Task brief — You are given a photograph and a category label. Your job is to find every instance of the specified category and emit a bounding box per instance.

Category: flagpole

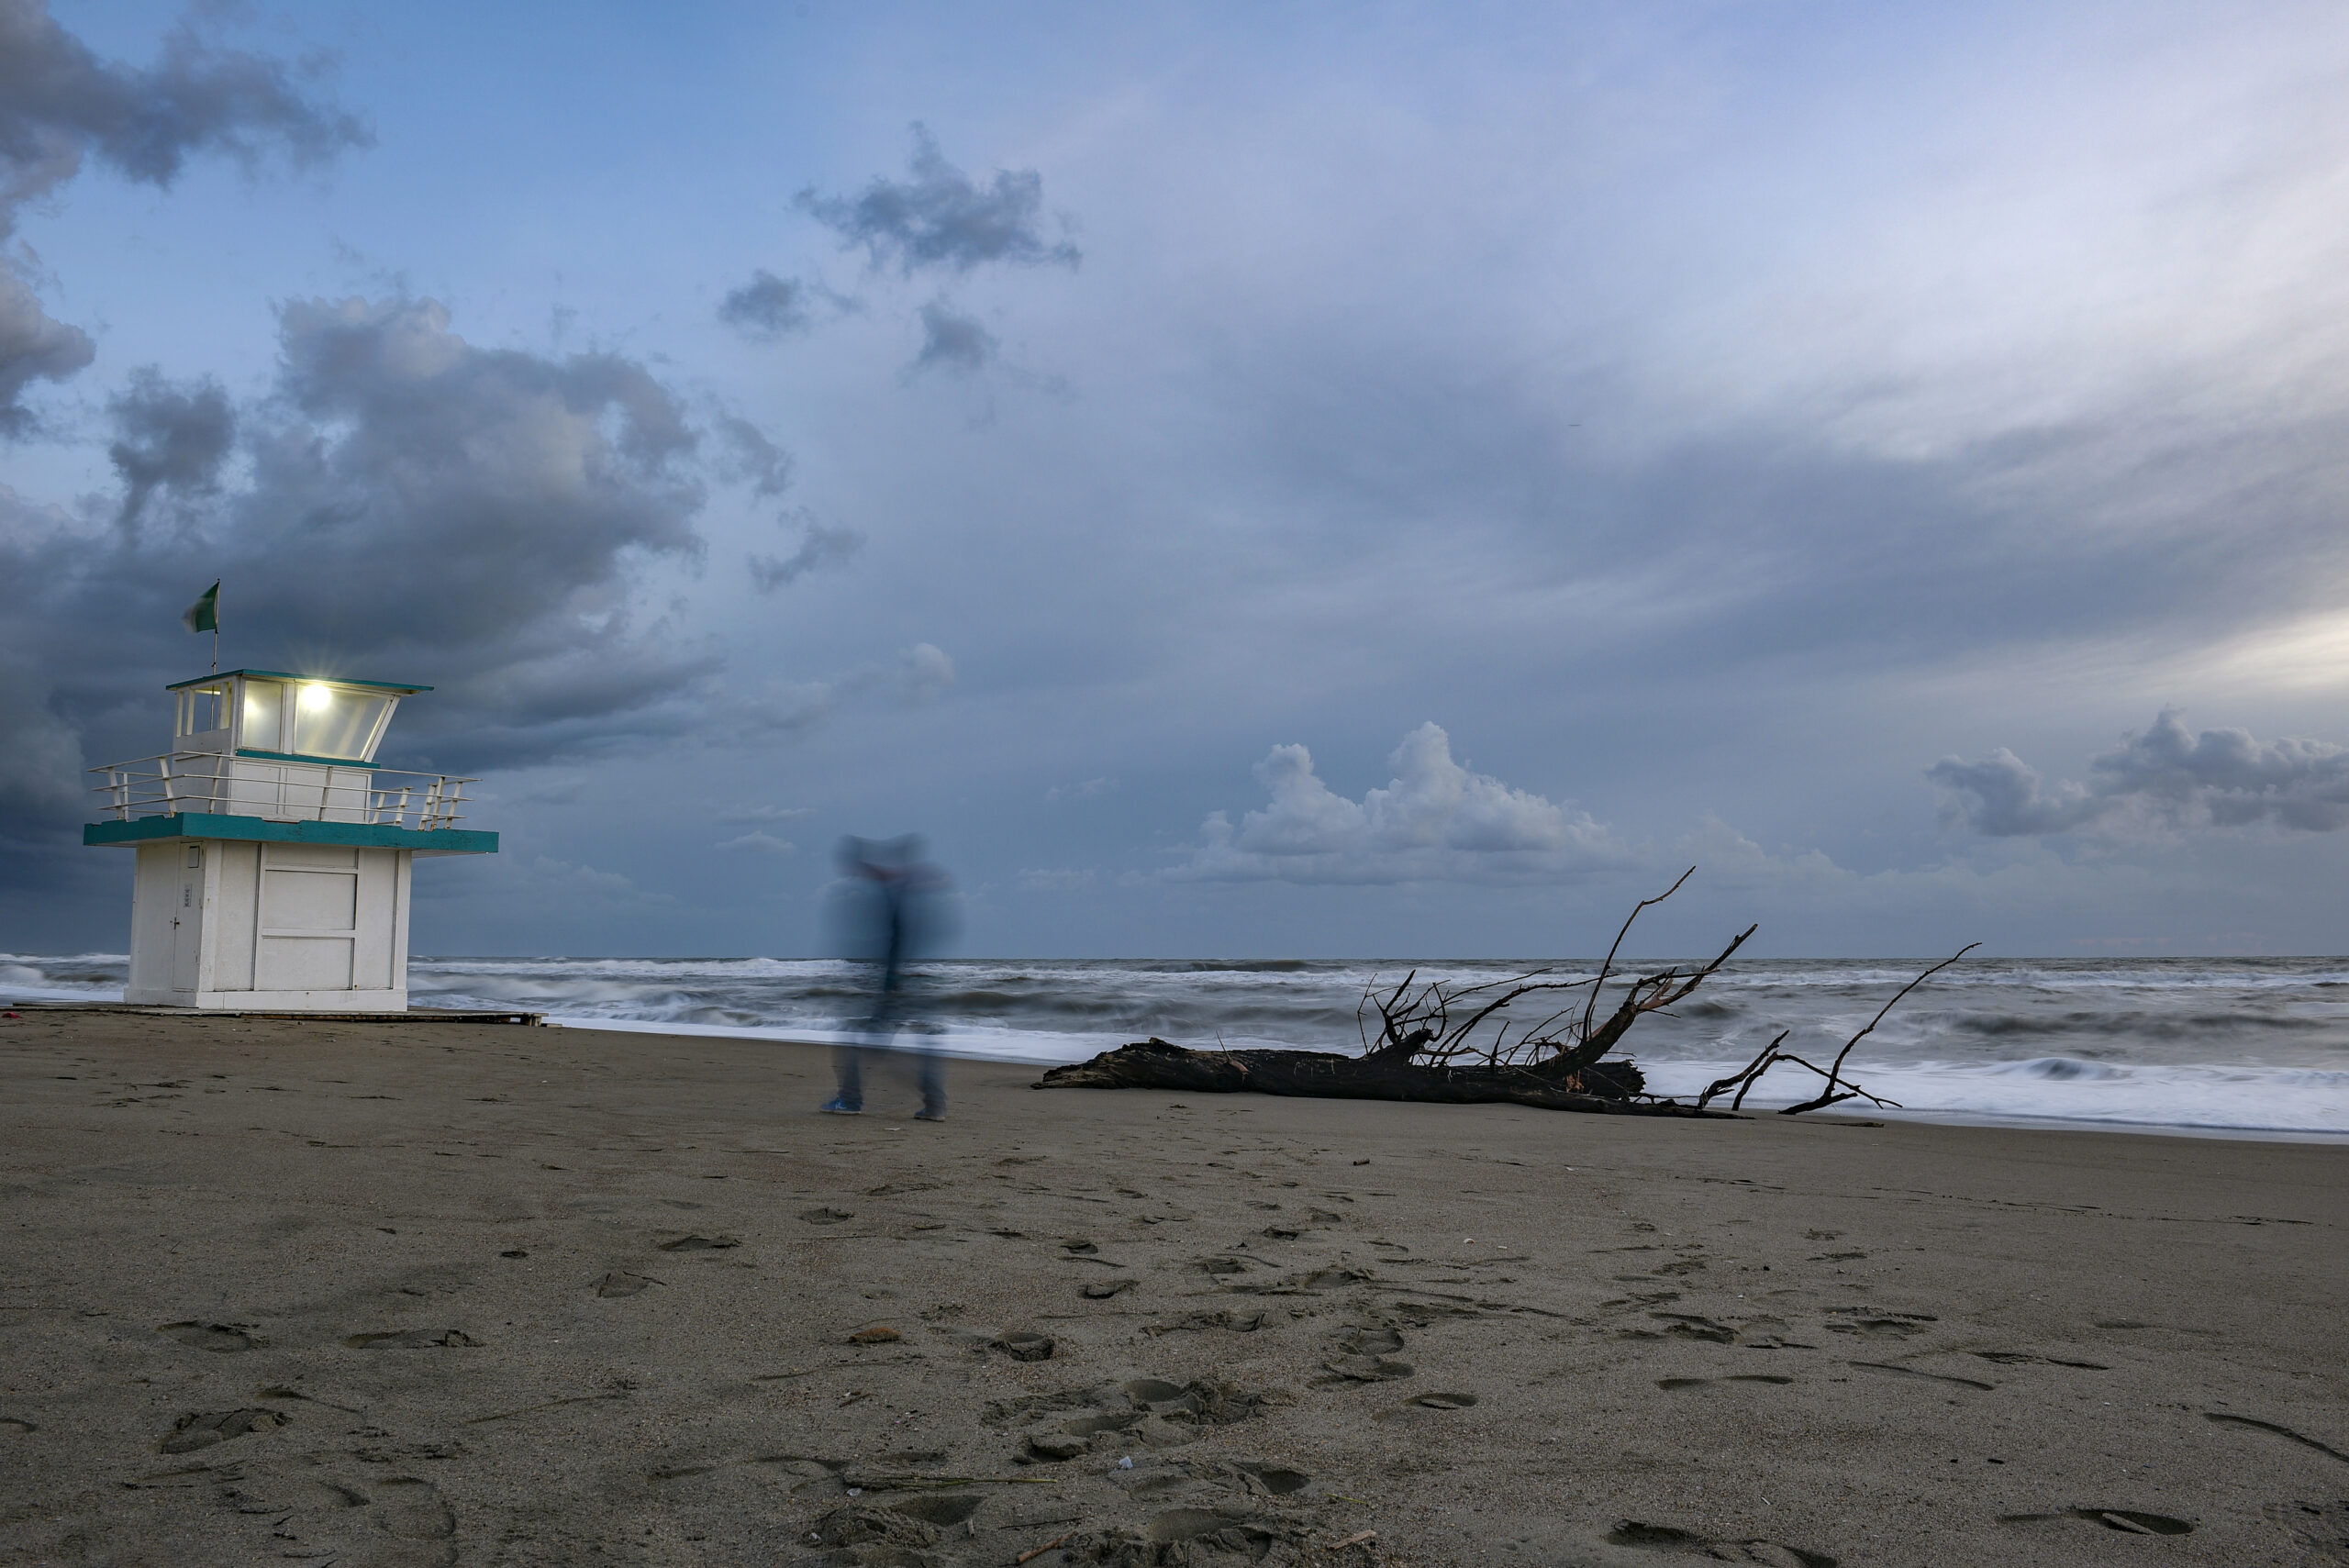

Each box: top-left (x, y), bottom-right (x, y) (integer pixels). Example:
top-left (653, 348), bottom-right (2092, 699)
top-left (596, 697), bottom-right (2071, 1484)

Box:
top-left (212, 580), bottom-right (219, 674)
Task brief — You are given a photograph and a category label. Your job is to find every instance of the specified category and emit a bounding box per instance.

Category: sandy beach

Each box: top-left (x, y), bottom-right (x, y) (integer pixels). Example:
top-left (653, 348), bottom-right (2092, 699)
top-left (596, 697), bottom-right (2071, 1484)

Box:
top-left (0, 1009), bottom-right (2343, 1568)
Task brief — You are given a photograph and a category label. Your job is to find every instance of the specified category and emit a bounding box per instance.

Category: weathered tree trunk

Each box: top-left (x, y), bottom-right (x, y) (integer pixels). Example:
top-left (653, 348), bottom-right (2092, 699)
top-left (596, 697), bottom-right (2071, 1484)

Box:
top-left (1035, 1039), bottom-right (1739, 1118)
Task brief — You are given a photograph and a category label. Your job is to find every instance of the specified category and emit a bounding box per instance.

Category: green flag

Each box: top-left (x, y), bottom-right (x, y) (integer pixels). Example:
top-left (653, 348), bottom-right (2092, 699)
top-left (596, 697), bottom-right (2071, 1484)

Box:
top-left (182, 581), bottom-right (219, 634)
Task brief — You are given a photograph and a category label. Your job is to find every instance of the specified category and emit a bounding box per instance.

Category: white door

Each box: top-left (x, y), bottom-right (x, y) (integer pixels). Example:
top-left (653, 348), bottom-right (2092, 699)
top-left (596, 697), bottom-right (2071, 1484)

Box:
top-left (171, 848), bottom-right (204, 991)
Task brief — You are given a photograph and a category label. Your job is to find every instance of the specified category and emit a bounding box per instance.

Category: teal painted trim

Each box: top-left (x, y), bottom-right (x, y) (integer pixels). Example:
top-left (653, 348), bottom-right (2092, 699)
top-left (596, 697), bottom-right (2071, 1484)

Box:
top-left (167, 669), bottom-right (431, 694)
top-left (235, 748), bottom-right (382, 769)
top-left (83, 814), bottom-right (495, 855)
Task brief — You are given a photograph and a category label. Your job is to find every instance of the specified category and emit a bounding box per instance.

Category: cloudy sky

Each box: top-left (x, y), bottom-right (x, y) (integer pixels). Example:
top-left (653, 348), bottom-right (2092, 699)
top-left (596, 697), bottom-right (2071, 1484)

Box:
top-left (5, 0), bottom-right (2348, 960)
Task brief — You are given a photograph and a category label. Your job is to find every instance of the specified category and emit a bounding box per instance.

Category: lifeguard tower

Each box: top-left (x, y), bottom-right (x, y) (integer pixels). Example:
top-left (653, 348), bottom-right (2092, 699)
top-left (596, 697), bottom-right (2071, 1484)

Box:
top-left (83, 671), bottom-right (495, 1010)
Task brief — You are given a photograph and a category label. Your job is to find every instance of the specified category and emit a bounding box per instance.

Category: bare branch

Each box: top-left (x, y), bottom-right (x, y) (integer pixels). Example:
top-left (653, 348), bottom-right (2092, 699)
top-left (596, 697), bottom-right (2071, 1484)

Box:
top-left (1578, 866), bottom-right (1695, 1045)
top-left (1694, 1029), bottom-right (1788, 1111)
top-left (1779, 943), bottom-right (1977, 1116)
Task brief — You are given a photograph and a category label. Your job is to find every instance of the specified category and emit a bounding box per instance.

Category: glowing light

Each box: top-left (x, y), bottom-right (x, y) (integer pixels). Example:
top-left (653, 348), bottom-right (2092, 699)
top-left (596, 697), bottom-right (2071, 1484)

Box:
top-left (300, 683), bottom-right (333, 710)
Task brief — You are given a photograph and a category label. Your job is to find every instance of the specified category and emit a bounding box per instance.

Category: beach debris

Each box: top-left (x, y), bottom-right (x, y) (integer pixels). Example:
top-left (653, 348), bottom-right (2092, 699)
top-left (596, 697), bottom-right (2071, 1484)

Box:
top-left (1017, 1529), bottom-right (1077, 1562)
top-left (1692, 944), bottom-right (1977, 1115)
top-left (1039, 871), bottom-right (1753, 1115)
top-left (848, 1326), bottom-right (904, 1344)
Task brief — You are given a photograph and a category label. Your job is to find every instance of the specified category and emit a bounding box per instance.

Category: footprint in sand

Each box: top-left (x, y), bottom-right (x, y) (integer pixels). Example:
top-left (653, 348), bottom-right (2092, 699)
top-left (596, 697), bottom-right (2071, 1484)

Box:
top-left (373, 1475), bottom-right (458, 1541)
top-left (1623, 1313), bottom-right (1740, 1345)
top-left (1823, 1309), bottom-right (1935, 1340)
top-left (1657, 1375), bottom-right (1795, 1391)
top-left (1143, 1508), bottom-right (1278, 1552)
top-left (1324, 1351), bottom-right (1409, 1380)
top-left (1609, 1519), bottom-right (1837, 1565)
top-left (1002, 1376), bottom-right (1289, 1462)
top-left (1233, 1462), bottom-right (1311, 1496)
top-left (1082, 1278), bottom-right (1137, 1299)
top-left (157, 1407), bottom-right (287, 1453)
top-left (1375, 1390), bottom-right (1481, 1420)
top-left (594, 1272), bottom-right (662, 1298)
top-left (1974, 1351), bottom-right (2109, 1370)
top-left (996, 1330), bottom-right (1057, 1362)
top-left (2206, 1411), bottom-right (2349, 1463)
top-left (1143, 1310), bottom-right (1268, 1336)
top-left (0, 1417), bottom-right (36, 1433)
top-left (808, 1503), bottom-right (944, 1554)
top-left (799, 1207), bottom-right (854, 1225)
top-left (657, 1233), bottom-right (740, 1251)
top-left (1323, 1325), bottom-right (1413, 1382)
top-left (342, 1329), bottom-right (480, 1349)
top-left (224, 1475), bottom-right (368, 1514)
top-left (157, 1321), bottom-right (259, 1352)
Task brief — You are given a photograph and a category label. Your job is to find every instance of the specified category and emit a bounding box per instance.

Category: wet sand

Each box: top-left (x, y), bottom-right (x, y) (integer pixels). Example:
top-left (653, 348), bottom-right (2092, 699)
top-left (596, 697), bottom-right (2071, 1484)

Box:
top-left (0, 1009), bottom-right (2343, 1567)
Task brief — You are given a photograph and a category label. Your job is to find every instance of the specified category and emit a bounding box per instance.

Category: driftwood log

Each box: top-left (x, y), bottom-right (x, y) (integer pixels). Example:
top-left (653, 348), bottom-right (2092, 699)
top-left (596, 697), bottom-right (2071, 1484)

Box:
top-left (1037, 873), bottom-right (1965, 1118)
top-left (1036, 1037), bottom-right (1731, 1117)
top-left (1039, 871), bottom-right (1753, 1118)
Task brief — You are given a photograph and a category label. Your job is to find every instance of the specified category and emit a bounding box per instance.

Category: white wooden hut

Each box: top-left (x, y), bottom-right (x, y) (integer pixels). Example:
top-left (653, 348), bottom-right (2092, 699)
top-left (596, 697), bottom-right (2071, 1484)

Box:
top-left (84, 670), bottom-right (495, 1011)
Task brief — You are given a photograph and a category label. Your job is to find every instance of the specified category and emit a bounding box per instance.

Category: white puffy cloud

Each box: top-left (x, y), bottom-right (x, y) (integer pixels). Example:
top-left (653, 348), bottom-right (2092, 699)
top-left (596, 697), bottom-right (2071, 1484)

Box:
top-left (1930, 708), bottom-right (2349, 837)
top-left (1169, 722), bottom-right (1626, 884)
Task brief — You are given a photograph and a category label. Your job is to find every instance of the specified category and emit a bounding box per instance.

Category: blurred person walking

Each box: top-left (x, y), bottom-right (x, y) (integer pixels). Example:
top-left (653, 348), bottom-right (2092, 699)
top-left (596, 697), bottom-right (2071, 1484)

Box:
top-left (821, 835), bottom-right (955, 1119)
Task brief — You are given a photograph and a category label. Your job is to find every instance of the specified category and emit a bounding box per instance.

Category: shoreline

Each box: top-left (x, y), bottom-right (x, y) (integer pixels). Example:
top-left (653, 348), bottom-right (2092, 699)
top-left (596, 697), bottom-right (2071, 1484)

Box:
top-left (7, 994), bottom-right (2346, 1145)
top-left (2, 1008), bottom-right (2344, 1565)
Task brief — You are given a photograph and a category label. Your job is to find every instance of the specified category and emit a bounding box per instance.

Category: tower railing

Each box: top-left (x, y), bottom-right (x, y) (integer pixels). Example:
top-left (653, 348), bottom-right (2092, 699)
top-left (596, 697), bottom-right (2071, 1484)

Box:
top-left (89, 752), bottom-right (477, 831)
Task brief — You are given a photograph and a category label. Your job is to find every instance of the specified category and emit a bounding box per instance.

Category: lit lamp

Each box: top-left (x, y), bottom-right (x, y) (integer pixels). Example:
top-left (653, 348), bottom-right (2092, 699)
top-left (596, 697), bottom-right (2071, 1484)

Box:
top-left (84, 670), bottom-right (496, 1011)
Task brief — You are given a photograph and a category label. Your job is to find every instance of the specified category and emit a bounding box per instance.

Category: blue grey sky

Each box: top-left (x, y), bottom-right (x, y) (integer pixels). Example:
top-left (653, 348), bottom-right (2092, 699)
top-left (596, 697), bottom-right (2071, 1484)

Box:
top-left (5, 1), bottom-right (2348, 959)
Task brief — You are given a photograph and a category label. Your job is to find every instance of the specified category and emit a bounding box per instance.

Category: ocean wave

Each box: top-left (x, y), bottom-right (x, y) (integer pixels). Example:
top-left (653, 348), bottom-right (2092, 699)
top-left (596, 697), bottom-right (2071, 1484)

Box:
top-left (7, 950), bottom-right (2346, 1135)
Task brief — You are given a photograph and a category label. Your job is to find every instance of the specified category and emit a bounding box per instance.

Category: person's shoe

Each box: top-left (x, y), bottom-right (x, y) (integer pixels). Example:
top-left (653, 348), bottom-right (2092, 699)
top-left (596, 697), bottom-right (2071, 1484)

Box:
top-left (819, 1099), bottom-right (863, 1115)
top-left (913, 1107), bottom-right (946, 1122)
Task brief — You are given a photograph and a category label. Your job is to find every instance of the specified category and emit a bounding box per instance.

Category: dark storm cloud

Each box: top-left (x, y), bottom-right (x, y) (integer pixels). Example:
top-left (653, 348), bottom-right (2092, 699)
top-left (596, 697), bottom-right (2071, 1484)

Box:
top-left (0, 0), bottom-right (366, 432)
top-left (911, 300), bottom-right (996, 374)
top-left (798, 124), bottom-right (1079, 276)
top-left (717, 269), bottom-right (810, 340)
top-left (0, 0), bottom-right (367, 209)
top-left (1930, 709), bottom-right (2349, 836)
top-left (0, 266), bottom-right (89, 433)
top-left (106, 368), bottom-right (234, 530)
top-left (0, 295), bottom-right (834, 842)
